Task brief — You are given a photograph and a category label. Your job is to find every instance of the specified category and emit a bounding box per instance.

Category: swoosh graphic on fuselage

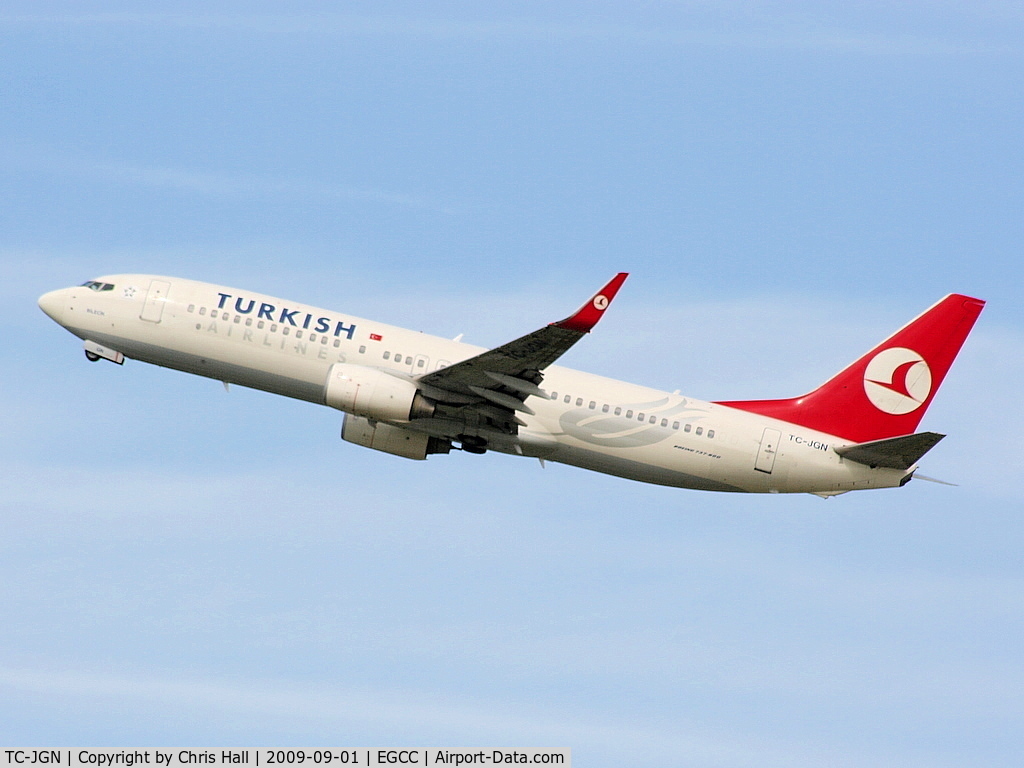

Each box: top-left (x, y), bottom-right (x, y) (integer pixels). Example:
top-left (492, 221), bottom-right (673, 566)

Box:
top-left (554, 397), bottom-right (709, 449)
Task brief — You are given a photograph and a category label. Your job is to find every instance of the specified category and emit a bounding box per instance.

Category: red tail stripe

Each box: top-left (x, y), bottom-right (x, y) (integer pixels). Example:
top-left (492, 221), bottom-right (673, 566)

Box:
top-left (716, 294), bottom-right (985, 443)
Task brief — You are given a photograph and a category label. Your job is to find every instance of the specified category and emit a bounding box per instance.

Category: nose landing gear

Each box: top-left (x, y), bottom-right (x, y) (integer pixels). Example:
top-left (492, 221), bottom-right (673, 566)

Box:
top-left (82, 340), bottom-right (125, 365)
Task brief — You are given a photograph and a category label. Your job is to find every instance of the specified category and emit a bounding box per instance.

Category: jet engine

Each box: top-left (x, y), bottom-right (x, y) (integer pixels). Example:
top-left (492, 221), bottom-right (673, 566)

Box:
top-left (341, 413), bottom-right (451, 460)
top-left (323, 363), bottom-right (435, 422)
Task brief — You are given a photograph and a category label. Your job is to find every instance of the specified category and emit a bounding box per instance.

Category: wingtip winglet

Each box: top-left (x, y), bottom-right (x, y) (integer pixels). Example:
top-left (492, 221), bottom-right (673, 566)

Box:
top-left (553, 272), bottom-right (629, 333)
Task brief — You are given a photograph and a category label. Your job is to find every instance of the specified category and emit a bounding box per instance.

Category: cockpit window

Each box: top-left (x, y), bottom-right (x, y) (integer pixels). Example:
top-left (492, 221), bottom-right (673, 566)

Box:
top-left (81, 281), bottom-right (115, 292)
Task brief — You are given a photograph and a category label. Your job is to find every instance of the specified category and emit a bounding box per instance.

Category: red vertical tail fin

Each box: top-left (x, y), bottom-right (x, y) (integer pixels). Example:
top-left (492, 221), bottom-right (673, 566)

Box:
top-left (716, 294), bottom-right (985, 443)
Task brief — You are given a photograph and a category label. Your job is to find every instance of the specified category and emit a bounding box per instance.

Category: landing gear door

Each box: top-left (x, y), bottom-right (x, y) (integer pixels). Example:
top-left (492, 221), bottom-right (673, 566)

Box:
top-left (755, 427), bottom-right (781, 474)
top-left (140, 280), bottom-right (171, 323)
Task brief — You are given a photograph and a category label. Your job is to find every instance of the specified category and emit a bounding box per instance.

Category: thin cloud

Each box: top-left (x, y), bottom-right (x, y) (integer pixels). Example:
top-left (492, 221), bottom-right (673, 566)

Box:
top-left (4, 149), bottom-right (454, 214)
top-left (0, 10), bottom-right (1018, 57)
top-left (0, 664), bottom-right (874, 766)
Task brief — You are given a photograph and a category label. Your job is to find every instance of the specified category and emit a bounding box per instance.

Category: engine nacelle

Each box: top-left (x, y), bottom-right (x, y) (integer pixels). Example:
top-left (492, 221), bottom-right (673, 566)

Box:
top-left (342, 414), bottom-right (451, 460)
top-left (324, 363), bottom-right (435, 422)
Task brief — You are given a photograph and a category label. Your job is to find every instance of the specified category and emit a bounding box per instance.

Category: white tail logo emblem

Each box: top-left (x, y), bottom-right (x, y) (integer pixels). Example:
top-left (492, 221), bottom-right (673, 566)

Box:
top-left (863, 347), bottom-right (932, 415)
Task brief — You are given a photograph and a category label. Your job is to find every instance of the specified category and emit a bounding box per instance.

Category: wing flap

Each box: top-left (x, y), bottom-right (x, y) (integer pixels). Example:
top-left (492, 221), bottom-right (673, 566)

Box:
top-left (484, 371), bottom-right (551, 399)
top-left (469, 385), bottom-right (536, 415)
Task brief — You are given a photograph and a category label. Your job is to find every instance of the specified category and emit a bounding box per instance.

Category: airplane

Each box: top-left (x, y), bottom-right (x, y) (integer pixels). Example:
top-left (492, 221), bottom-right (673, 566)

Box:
top-left (38, 273), bottom-right (984, 497)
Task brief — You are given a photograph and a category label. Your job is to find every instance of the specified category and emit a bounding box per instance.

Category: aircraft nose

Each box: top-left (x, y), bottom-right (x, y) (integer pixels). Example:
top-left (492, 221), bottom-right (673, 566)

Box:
top-left (38, 289), bottom-right (66, 324)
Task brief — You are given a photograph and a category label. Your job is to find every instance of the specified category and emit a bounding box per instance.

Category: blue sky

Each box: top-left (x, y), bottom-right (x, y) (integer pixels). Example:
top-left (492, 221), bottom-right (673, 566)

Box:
top-left (3, 2), bottom-right (1023, 765)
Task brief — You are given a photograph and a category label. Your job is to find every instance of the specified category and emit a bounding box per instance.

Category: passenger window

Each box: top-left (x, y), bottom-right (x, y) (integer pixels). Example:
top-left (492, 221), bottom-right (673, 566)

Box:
top-left (309, 333), bottom-right (316, 342)
top-left (188, 304), bottom-right (195, 313)
top-left (576, 397), bottom-right (583, 407)
top-left (222, 312), bottom-right (229, 320)
top-left (589, 401), bottom-right (596, 409)
top-left (296, 330), bottom-right (303, 339)
top-left (271, 324), bottom-right (278, 332)
top-left (684, 424), bottom-right (691, 433)
top-left (233, 316), bottom-right (241, 324)
top-left (638, 413), bottom-right (645, 421)
top-left (696, 427), bottom-right (703, 436)
top-left (245, 318), bottom-right (252, 326)
top-left (708, 430), bottom-right (715, 438)
top-left (626, 410), bottom-right (633, 418)
top-left (672, 421), bottom-right (680, 430)
top-left (417, 358), bottom-right (425, 368)
top-left (649, 415), bottom-right (656, 423)
top-left (614, 407), bottom-right (622, 416)
top-left (334, 339), bottom-right (341, 348)
top-left (321, 336), bottom-right (328, 345)
top-left (383, 351), bottom-right (390, 360)
top-left (661, 418), bottom-right (668, 427)
top-left (602, 404), bottom-right (609, 413)
top-left (564, 395), bottom-right (571, 403)
top-left (550, 392), bottom-right (558, 400)
top-left (283, 327), bottom-right (290, 336)
top-left (258, 321), bottom-right (265, 329)
top-left (199, 307), bottom-right (206, 316)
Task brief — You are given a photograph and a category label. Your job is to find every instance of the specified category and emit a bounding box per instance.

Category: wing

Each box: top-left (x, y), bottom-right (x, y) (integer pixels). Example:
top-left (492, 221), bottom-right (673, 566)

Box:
top-left (415, 273), bottom-right (628, 441)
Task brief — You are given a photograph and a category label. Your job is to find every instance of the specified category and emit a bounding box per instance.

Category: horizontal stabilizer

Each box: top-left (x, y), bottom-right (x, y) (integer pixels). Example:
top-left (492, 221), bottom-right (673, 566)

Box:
top-left (835, 432), bottom-right (945, 470)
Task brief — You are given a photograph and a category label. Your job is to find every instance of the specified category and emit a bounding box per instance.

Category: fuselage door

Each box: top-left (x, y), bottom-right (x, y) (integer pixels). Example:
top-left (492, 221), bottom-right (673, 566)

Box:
top-left (755, 427), bottom-right (782, 474)
top-left (140, 280), bottom-right (171, 323)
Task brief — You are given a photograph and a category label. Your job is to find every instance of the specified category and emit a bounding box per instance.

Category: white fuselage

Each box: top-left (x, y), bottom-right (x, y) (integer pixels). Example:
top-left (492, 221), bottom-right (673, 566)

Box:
top-left (40, 275), bottom-right (912, 495)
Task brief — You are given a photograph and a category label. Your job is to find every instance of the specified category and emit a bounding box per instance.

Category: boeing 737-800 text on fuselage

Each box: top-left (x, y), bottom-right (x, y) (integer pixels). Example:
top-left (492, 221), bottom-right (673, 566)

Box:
top-left (38, 274), bottom-right (984, 497)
